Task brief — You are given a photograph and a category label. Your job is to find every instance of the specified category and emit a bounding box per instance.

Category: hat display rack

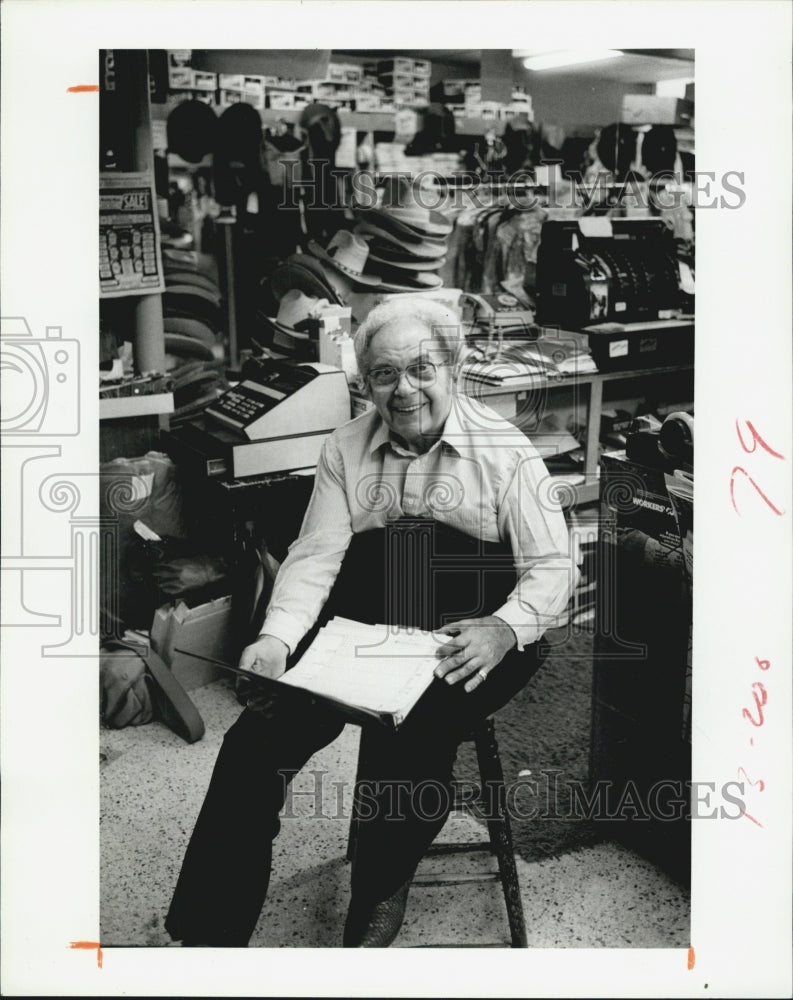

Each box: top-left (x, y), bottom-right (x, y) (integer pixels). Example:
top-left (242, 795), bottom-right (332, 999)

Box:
top-left (162, 248), bottom-right (229, 427)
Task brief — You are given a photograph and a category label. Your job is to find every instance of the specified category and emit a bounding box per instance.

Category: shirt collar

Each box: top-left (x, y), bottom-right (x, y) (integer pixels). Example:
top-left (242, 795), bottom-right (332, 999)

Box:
top-left (368, 399), bottom-right (465, 458)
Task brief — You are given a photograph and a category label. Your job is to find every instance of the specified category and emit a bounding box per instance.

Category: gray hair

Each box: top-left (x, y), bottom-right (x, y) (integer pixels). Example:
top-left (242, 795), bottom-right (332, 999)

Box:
top-left (353, 297), bottom-right (464, 378)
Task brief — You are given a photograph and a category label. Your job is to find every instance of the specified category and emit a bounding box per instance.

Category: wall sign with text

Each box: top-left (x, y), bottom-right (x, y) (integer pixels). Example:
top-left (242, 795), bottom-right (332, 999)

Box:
top-left (99, 171), bottom-right (165, 297)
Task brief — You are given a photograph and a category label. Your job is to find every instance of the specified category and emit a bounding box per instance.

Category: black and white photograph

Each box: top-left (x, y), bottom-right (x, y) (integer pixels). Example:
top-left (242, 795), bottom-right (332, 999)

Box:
top-left (1, 2), bottom-right (791, 997)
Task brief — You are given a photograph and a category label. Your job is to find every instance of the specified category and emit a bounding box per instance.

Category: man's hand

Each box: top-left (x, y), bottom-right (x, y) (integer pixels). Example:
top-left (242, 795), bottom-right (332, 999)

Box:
top-left (239, 634), bottom-right (289, 680)
top-left (434, 615), bottom-right (517, 693)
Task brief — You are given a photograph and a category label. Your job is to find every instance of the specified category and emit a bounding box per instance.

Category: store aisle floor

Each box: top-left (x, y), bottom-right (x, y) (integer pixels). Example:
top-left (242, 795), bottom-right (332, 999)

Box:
top-left (101, 634), bottom-right (690, 949)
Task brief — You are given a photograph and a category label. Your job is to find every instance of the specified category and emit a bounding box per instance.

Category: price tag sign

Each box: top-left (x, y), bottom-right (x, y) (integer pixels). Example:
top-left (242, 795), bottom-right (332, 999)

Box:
top-left (99, 171), bottom-right (165, 297)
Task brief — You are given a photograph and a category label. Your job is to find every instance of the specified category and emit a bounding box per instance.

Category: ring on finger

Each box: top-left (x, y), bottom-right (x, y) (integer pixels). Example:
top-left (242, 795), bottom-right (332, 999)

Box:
top-left (477, 667), bottom-right (488, 682)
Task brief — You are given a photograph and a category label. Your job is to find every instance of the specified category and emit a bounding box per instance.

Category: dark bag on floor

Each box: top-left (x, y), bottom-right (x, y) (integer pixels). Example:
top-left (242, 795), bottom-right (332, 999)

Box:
top-left (100, 641), bottom-right (205, 743)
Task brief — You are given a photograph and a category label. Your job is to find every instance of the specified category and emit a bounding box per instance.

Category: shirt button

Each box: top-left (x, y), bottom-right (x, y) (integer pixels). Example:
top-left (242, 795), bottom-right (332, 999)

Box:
top-left (404, 497), bottom-right (414, 507)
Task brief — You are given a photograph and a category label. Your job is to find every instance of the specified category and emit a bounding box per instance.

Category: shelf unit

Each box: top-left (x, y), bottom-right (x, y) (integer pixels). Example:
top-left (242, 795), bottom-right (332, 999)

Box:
top-left (151, 99), bottom-right (507, 140)
top-left (100, 393), bottom-right (174, 421)
top-left (100, 50), bottom-right (169, 460)
top-left (463, 360), bottom-right (694, 507)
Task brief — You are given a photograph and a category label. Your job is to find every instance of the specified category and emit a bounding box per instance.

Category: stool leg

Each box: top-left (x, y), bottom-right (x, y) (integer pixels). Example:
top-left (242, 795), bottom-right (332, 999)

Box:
top-left (346, 733), bottom-right (365, 863)
top-left (474, 719), bottom-right (529, 948)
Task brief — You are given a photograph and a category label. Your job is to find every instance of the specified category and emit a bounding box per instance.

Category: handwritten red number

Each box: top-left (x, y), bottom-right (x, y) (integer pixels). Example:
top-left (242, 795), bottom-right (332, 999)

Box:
top-left (735, 420), bottom-right (785, 459)
top-left (741, 682), bottom-right (768, 727)
top-left (730, 466), bottom-right (785, 517)
top-left (737, 766), bottom-right (765, 793)
top-left (755, 656), bottom-right (771, 671)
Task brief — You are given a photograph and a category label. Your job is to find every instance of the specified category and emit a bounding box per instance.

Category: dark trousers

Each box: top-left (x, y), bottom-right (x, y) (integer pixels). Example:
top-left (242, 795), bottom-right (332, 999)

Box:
top-left (165, 520), bottom-right (545, 946)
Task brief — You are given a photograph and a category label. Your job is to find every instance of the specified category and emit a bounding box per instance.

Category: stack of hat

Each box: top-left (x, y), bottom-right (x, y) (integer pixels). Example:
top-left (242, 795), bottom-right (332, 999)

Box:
top-left (256, 230), bottom-right (383, 345)
top-left (162, 249), bottom-right (228, 425)
top-left (352, 176), bottom-right (452, 292)
top-left (163, 249), bottom-right (224, 365)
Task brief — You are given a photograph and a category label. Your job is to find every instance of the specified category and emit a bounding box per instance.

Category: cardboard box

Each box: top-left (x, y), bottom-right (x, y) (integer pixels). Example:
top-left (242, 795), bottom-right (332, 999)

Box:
top-left (242, 75), bottom-right (265, 97)
top-left (219, 88), bottom-right (243, 108)
top-left (168, 50), bottom-right (192, 68)
top-left (241, 90), bottom-right (265, 111)
top-left (192, 70), bottom-right (217, 92)
top-left (355, 93), bottom-right (382, 113)
top-left (168, 66), bottom-right (194, 89)
top-left (268, 91), bottom-right (295, 110)
top-left (151, 595), bottom-right (235, 691)
top-left (621, 95), bottom-right (694, 126)
top-left (317, 307), bottom-right (357, 382)
top-left (329, 62), bottom-right (363, 84)
top-left (219, 73), bottom-right (245, 91)
top-left (377, 57), bottom-right (413, 76)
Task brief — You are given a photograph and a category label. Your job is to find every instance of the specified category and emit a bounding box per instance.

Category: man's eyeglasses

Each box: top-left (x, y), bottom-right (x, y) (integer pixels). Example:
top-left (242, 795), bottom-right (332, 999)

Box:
top-left (367, 360), bottom-right (447, 388)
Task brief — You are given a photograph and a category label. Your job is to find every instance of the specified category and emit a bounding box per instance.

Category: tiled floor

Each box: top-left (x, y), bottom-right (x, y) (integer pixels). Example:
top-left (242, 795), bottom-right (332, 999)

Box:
top-left (101, 677), bottom-right (690, 949)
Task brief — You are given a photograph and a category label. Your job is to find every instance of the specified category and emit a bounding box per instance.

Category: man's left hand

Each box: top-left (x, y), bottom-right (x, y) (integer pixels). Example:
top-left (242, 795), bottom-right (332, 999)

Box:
top-left (434, 616), bottom-right (517, 693)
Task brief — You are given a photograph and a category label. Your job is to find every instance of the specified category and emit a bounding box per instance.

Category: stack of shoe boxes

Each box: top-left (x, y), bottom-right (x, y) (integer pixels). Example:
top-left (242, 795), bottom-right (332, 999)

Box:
top-left (378, 57), bottom-right (432, 108)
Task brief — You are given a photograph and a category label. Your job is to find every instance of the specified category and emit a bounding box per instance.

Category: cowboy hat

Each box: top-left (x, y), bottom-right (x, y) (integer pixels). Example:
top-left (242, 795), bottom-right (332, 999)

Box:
top-left (254, 288), bottom-right (332, 359)
top-left (370, 267), bottom-right (443, 290)
top-left (358, 231), bottom-right (446, 271)
top-left (365, 252), bottom-right (446, 273)
top-left (355, 206), bottom-right (451, 241)
top-left (270, 288), bottom-right (330, 331)
top-left (367, 174), bottom-right (453, 237)
top-left (267, 253), bottom-right (347, 306)
top-left (354, 217), bottom-right (447, 248)
top-left (307, 230), bottom-right (382, 287)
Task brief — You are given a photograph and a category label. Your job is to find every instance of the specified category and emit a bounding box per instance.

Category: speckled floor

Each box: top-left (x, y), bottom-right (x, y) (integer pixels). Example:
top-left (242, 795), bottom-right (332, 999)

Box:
top-left (101, 634), bottom-right (690, 949)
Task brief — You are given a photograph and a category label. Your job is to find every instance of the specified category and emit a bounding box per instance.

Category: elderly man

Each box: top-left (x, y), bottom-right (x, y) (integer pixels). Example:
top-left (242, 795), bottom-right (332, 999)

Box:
top-left (166, 297), bottom-right (577, 947)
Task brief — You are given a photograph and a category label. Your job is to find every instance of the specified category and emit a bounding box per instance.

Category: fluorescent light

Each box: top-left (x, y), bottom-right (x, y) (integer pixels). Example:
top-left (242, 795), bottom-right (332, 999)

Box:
top-left (522, 49), bottom-right (624, 72)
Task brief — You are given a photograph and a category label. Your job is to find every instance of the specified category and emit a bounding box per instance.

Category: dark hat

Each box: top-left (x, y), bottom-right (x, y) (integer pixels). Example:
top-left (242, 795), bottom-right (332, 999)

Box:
top-left (216, 102), bottom-right (262, 168)
top-left (162, 249), bottom-right (218, 278)
top-left (164, 271), bottom-right (220, 295)
top-left (164, 316), bottom-right (217, 349)
top-left (214, 102), bottom-right (264, 204)
top-left (364, 250), bottom-right (446, 272)
top-left (354, 217), bottom-right (447, 248)
top-left (597, 123), bottom-right (637, 180)
top-left (370, 267), bottom-right (442, 290)
top-left (164, 332), bottom-right (217, 362)
top-left (167, 98), bottom-right (218, 164)
top-left (267, 254), bottom-right (346, 306)
top-left (299, 102), bottom-right (341, 149)
top-left (641, 124), bottom-right (678, 176)
top-left (354, 225), bottom-right (447, 263)
top-left (163, 287), bottom-right (222, 332)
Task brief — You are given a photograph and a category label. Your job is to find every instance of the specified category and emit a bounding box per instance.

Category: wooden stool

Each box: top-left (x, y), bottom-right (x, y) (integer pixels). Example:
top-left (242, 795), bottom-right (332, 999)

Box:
top-left (346, 716), bottom-right (529, 948)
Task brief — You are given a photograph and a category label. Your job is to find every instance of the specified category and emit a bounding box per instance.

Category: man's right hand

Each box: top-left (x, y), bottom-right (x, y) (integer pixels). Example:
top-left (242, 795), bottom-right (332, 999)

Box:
top-left (239, 634), bottom-right (289, 680)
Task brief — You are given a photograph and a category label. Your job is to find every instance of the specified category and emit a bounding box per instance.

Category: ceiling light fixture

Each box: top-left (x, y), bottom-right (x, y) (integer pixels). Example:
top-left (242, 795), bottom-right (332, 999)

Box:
top-left (521, 49), bottom-right (624, 71)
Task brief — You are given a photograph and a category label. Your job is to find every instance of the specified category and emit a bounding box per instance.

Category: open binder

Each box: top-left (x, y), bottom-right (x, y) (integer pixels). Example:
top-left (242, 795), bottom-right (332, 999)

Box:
top-left (179, 616), bottom-right (445, 730)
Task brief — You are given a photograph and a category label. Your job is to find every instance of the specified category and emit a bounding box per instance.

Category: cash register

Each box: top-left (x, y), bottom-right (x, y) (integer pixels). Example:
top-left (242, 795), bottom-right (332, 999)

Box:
top-left (166, 356), bottom-right (351, 479)
top-left (535, 217), bottom-right (694, 370)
